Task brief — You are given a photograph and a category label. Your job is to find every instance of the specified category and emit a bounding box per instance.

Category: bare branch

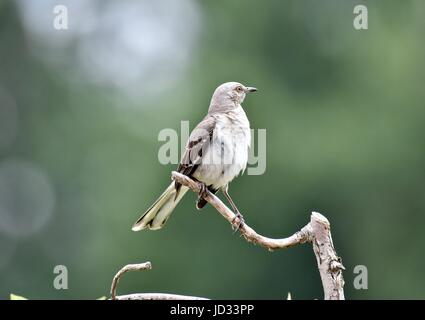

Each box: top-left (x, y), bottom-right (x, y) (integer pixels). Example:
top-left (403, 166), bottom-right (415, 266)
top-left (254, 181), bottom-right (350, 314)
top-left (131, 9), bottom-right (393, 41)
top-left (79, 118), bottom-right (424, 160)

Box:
top-left (171, 171), bottom-right (345, 300)
top-left (172, 172), bottom-right (313, 250)
top-left (111, 172), bottom-right (345, 300)
top-left (110, 261), bottom-right (208, 300)
top-left (115, 293), bottom-right (209, 300)
top-left (310, 212), bottom-right (345, 300)
top-left (111, 262), bottom-right (152, 300)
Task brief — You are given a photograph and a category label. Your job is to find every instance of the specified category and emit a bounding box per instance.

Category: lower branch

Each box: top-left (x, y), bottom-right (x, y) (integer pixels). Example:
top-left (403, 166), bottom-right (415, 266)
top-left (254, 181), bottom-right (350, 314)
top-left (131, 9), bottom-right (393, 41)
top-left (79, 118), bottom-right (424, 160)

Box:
top-left (115, 293), bottom-right (209, 300)
top-left (111, 262), bottom-right (152, 300)
top-left (111, 262), bottom-right (208, 300)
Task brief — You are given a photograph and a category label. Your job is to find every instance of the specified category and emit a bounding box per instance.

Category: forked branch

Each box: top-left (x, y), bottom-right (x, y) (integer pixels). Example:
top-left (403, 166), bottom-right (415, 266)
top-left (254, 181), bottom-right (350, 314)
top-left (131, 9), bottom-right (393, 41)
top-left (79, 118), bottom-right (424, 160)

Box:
top-left (111, 172), bottom-right (345, 300)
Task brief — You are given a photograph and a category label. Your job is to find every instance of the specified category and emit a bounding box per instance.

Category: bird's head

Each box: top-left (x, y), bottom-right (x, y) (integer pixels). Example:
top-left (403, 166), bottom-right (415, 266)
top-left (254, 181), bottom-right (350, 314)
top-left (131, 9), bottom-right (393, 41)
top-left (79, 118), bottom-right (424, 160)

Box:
top-left (209, 82), bottom-right (257, 112)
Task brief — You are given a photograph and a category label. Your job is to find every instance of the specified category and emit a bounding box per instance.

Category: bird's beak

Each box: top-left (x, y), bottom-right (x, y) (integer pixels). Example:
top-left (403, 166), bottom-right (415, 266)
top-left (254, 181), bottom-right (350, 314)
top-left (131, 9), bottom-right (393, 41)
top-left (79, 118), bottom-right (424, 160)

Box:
top-left (245, 87), bottom-right (258, 93)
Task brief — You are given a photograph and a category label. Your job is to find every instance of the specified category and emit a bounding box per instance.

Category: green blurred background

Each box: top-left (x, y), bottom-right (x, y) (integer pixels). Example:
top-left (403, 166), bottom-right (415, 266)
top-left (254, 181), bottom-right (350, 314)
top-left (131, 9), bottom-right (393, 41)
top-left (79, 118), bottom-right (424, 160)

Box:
top-left (0, 0), bottom-right (424, 299)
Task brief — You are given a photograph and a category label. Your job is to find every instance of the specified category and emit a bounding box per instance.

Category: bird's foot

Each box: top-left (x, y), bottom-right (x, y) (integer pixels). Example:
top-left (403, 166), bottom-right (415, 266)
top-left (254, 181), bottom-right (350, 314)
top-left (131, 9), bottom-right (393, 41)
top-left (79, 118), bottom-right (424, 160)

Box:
top-left (198, 182), bottom-right (209, 199)
top-left (231, 211), bottom-right (245, 232)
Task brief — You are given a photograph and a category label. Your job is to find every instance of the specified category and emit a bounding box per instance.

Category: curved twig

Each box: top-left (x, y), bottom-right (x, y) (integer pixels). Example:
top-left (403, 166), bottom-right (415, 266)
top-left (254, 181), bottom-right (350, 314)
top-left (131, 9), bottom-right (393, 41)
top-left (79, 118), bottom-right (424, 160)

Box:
top-left (110, 261), bottom-right (209, 300)
top-left (111, 262), bottom-right (152, 300)
top-left (172, 171), bottom-right (313, 250)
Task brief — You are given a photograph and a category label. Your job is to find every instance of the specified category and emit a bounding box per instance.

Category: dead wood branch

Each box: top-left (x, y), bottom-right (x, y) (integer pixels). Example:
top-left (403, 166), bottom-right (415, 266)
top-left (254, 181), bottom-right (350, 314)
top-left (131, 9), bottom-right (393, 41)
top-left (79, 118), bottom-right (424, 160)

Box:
top-left (111, 172), bottom-right (345, 300)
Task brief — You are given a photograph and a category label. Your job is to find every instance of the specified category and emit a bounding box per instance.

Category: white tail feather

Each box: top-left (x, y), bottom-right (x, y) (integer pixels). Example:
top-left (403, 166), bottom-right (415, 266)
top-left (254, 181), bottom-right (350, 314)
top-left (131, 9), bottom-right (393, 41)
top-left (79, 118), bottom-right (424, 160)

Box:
top-left (132, 182), bottom-right (188, 231)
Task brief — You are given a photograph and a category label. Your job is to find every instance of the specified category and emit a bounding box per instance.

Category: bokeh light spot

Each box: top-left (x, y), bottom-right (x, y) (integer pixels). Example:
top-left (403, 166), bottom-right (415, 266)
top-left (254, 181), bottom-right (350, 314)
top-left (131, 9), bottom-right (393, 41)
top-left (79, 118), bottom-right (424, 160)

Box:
top-left (0, 86), bottom-right (18, 151)
top-left (0, 160), bottom-right (55, 238)
top-left (0, 235), bottom-right (16, 270)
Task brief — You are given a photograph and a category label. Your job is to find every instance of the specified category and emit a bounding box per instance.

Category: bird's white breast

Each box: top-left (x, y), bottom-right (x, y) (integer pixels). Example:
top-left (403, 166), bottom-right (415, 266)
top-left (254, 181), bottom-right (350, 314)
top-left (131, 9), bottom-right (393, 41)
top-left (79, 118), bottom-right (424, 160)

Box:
top-left (194, 106), bottom-right (251, 190)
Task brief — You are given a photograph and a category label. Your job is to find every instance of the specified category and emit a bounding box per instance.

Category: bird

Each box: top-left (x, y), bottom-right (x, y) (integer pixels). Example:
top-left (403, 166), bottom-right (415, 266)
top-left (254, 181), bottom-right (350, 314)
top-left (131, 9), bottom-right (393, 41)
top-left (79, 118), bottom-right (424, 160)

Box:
top-left (132, 82), bottom-right (257, 231)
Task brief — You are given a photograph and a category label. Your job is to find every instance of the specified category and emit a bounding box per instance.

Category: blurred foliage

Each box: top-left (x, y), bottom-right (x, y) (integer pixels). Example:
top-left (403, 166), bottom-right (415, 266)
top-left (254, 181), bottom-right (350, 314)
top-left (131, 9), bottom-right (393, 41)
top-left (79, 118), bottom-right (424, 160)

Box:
top-left (1, 0), bottom-right (425, 299)
top-left (9, 294), bottom-right (27, 300)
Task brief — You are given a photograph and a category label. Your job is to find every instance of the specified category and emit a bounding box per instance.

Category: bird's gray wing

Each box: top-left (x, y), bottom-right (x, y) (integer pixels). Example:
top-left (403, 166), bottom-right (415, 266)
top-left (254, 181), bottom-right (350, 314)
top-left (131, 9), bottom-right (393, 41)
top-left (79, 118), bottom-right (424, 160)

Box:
top-left (175, 115), bottom-right (216, 195)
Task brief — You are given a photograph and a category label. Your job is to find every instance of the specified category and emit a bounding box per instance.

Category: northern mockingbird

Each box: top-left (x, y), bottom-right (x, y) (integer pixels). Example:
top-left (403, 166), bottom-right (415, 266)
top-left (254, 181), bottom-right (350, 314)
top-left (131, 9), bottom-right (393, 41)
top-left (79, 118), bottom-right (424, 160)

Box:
top-left (132, 82), bottom-right (257, 231)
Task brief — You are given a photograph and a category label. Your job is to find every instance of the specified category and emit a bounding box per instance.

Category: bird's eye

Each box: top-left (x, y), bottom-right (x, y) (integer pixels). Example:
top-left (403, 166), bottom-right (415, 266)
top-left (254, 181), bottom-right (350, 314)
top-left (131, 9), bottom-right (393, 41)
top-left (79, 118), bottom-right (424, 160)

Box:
top-left (236, 86), bottom-right (243, 92)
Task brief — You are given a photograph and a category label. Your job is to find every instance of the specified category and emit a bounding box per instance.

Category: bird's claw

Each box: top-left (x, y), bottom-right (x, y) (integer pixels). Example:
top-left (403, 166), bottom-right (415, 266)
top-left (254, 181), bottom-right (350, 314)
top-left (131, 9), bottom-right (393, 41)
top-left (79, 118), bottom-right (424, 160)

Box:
top-left (198, 183), bottom-right (208, 199)
top-left (232, 212), bottom-right (245, 232)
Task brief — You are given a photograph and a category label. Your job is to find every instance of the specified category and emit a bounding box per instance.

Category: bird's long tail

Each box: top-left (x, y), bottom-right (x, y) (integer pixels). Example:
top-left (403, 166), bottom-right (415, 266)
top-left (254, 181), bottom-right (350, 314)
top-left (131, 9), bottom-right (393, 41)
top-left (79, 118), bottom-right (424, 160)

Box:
top-left (132, 182), bottom-right (188, 231)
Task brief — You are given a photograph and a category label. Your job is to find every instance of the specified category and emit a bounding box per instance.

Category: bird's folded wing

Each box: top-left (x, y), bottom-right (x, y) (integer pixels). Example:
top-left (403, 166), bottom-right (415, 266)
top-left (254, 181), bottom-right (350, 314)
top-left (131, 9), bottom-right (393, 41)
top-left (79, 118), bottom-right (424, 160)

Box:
top-left (177, 114), bottom-right (216, 177)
